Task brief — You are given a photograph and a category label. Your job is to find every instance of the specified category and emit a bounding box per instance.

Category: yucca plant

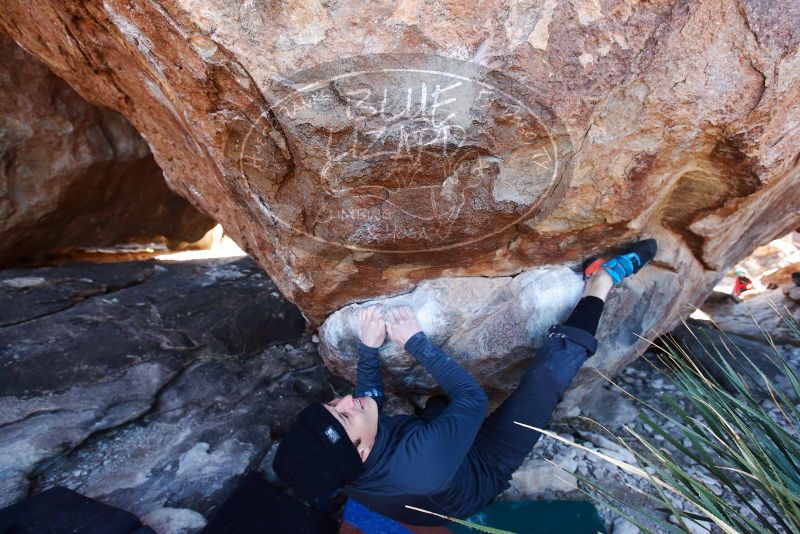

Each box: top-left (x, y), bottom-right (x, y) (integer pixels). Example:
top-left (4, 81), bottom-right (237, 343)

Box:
top-left (520, 304), bottom-right (800, 533)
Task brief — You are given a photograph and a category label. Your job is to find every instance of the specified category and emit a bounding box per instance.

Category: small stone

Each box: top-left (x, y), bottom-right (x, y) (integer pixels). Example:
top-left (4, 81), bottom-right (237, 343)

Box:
top-left (509, 458), bottom-right (579, 496)
top-left (580, 388), bottom-right (638, 427)
top-left (598, 446), bottom-right (636, 464)
top-left (694, 472), bottom-right (722, 496)
top-left (559, 458), bottom-right (578, 473)
top-left (668, 513), bottom-right (709, 534)
top-left (583, 433), bottom-right (637, 464)
top-left (612, 517), bottom-right (640, 534)
top-left (583, 433), bottom-right (621, 451)
top-left (556, 447), bottom-right (577, 462)
top-left (142, 508), bottom-right (207, 534)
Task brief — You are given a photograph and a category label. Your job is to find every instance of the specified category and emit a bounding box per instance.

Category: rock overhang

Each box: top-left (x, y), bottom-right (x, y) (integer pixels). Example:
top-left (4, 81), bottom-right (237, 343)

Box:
top-left (1, 0), bottom-right (799, 399)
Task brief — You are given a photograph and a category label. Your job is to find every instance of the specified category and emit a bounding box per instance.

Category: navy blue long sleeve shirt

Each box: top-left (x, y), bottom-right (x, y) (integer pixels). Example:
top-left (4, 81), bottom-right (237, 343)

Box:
top-left (344, 332), bottom-right (489, 526)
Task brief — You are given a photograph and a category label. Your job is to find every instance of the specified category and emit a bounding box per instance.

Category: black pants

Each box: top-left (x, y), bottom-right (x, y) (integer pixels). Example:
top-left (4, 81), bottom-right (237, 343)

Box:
top-left (431, 324), bottom-right (597, 517)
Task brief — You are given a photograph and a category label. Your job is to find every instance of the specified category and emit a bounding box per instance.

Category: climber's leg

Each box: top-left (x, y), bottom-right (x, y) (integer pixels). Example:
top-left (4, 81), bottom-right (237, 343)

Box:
top-left (467, 292), bottom-right (603, 503)
top-left (467, 239), bottom-right (658, 505)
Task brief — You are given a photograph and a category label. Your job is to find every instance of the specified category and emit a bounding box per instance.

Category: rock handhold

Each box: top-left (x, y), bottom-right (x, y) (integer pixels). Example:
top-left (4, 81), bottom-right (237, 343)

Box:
top-left (320, 266), bottom-right (584, 394)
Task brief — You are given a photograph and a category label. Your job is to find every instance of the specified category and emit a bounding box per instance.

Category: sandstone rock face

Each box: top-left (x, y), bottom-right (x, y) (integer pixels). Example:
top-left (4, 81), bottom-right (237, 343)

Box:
top-left (1, 2), bottom-right (798, 397)
top-left (0, 33), bottom-right (213, 266)
top-left (0, 258), bottom-right (308, 509)
top-left (320, 267), bottom-right (585, 394)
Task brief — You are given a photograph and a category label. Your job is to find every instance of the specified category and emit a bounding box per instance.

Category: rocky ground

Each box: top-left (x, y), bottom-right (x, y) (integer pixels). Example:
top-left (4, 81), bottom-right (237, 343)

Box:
top-left (501, 337), bottom-right (800, 534)
top-left (2, 252), bottom-right (798, 533)
top-left (501, 270), bottom-right (800, 534)
top-left (0, 257), bottom-right (343, 532)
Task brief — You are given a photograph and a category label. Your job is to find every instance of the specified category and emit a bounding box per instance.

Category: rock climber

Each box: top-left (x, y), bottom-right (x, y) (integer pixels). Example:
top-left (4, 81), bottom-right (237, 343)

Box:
top-left (273, 239), bottom-right (658, 526)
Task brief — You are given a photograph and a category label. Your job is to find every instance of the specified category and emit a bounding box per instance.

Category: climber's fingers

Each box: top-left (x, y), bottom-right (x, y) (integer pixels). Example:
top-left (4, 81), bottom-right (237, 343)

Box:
top-left (370, 305), bottom-right (385, 325)
top-left (375, 304), bottom-right (386, 325)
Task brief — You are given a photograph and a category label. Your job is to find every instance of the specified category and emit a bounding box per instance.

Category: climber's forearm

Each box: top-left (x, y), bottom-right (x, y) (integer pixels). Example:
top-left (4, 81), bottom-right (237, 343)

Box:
top-left (354, 342), bottom-right (385, 412)
top-left (404, 332), bottom-right (486, 406)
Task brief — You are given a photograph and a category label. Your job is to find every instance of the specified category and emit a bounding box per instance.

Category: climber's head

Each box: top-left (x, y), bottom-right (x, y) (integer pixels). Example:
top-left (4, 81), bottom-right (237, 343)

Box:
top-left (272, 395), bottom-right (378, 499)
top-left (321, 394), bottom-right (380, 458)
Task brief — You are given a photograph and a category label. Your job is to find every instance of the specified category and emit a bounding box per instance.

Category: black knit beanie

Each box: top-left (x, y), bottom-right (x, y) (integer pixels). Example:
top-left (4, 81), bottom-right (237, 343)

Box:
top-left (273, 403), bottom-right (365, 500)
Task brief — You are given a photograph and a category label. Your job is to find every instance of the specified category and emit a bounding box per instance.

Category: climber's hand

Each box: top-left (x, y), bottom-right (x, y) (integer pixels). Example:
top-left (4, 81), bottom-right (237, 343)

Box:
top-left (358, 305), bottom-right (386, 348)
top-left (386, 306), bottom-right (422, 348)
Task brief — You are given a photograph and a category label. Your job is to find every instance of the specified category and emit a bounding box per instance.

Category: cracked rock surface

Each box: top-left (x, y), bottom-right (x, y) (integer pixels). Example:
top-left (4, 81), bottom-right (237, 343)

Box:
top-left (0, 257), bottom-right (310, 509)
top-left (32, 335), bottom-right (331, 522)
top-left (320, 262), bottom-right (675, 402)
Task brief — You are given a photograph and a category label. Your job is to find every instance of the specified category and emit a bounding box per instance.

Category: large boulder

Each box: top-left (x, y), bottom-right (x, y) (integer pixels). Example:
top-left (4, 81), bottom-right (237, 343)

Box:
top-left (0, 32), bottom-right (213, 266)
top-left (320, 265), bottom-right (668, 399)
top-left (1, 1), bottom-right (798, 398)
top-left (0, 257), bottom-right (307, 508)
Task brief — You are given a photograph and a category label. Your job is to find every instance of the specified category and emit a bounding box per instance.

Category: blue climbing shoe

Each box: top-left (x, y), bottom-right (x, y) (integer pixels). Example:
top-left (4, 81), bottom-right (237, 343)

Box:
top-left (599, 238), bottom-right (657, 284)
